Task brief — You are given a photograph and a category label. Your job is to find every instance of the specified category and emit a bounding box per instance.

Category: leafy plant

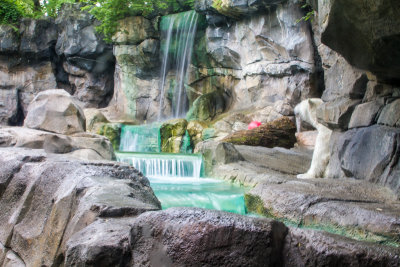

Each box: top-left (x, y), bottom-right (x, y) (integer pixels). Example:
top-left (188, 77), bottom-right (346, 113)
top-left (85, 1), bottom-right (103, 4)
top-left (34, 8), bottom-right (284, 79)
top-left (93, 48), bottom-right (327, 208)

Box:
top-left (42, 0), bottom-right (77, 17)
top-left (296, 1), bottom-right (315, 23)
top-left (81, 0), bottom-right (195, 42)
top-left (0, 0), bottom-right (27, 25)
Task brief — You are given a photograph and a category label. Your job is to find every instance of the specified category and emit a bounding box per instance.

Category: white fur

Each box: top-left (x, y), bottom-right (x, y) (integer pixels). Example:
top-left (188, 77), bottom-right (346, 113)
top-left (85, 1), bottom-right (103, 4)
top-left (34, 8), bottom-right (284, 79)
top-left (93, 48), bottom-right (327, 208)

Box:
top-left (294, 98), bottom-right (332, 179)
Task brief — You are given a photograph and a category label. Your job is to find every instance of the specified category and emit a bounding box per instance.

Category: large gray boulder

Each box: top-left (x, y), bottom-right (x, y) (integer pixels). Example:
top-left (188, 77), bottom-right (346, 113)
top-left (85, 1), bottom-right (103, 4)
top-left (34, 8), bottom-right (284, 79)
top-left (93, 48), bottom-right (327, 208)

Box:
top-left (24, 89), bottom-right (86, 135)
top-left (0, 147), bottom-right (160, 267)
top-left (337, 125), bottom-right (400, 196)
top-left (129, 208), bottom-right (287, 267)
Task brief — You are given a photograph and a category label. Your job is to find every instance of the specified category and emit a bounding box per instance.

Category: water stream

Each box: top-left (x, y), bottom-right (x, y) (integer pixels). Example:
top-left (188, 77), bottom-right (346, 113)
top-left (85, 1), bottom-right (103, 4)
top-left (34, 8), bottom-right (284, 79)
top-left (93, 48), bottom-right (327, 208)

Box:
top-left (116, 10), bottom-right (247, 215)
top-left (158, 10), bottom-right (199, 120)
top-left (117, 126), bottom-right (248, 215)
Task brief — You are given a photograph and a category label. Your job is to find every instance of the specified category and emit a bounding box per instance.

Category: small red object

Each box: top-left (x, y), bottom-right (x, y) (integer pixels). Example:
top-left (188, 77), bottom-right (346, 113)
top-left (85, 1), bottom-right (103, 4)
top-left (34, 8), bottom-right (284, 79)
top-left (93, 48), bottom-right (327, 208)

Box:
top-left (248, 121), bottom-right (261, 130)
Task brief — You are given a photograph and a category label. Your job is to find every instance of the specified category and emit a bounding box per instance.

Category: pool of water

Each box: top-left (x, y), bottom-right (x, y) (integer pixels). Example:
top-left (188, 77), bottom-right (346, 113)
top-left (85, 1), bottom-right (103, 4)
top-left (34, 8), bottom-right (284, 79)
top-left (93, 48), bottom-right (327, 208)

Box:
top-left (116, 152), bottom-right (248, 215)
top-left (149, 176), bottom-right (247, 215)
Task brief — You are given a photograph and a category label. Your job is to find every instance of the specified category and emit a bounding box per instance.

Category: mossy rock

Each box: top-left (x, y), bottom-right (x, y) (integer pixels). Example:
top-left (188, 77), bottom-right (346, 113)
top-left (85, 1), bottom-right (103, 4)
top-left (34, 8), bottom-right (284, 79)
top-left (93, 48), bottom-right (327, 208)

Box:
top-left (222, 116), bottom-right (296, 148)
top-left (97, 123), bottom-right (121, 151)
top-left (160, 118), bottom-right (188, 153)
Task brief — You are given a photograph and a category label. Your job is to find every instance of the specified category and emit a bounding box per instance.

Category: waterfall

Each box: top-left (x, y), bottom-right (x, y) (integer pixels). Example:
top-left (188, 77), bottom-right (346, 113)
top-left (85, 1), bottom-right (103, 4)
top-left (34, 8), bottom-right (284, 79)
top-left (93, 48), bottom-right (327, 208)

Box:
top-left (119, 124), bottom-right (161, 153)
top-left (158, 10), bottom-right (199, 120)
top-left (116, 152), bottom-right (203, 178)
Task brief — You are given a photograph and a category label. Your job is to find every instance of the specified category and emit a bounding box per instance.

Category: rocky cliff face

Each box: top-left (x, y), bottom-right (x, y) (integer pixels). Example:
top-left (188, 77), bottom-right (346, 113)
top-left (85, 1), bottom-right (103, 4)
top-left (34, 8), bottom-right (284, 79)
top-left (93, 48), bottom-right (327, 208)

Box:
top-left (0, 0), bottom-right (399, 193)
top-left (310, 0), bottom-right (400, 196)
top-left (0, 4), bottom-right (114, 126)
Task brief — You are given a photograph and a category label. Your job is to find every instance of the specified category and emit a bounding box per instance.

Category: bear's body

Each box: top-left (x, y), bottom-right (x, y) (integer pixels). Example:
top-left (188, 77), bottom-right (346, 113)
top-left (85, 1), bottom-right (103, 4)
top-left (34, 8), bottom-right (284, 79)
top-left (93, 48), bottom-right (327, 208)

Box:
top-left (294, 98), bottom-right (332, 179)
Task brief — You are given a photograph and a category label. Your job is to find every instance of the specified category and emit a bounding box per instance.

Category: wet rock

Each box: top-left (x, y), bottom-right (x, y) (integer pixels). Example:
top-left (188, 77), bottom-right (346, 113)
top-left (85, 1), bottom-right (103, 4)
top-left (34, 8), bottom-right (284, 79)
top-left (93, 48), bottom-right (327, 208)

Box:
top-left (65, 218), bottom-right (132, 266)
top-left (222, 116), bottom-right (296, 148)
top-left (377, 99), bottom-right (400, 127)
top-left (283, 227), bottom-right (400, 267)
top-left (23, 89), bottom-right (86, 135)
top-left (316, 97), bottom-right (361, 130)
top-left (160, 118), bottom-right (188, 153)
top-left (130, 208), bottom-right (287, 267)
top-left (97, 123), bottom-right (121, 152)
top-left (319, 0), bottom-right (400, 83)
top-left (348, 98), bottom-right (385, 129)
top-left (0, 147), bottom-right (160, 267)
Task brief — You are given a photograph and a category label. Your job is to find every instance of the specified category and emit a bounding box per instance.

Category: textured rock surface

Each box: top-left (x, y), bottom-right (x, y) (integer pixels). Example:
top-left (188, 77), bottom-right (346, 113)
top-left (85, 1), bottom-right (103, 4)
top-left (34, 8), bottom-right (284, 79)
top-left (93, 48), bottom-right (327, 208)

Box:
top-left (377, 99), bottom-right (400, 127)
top-left (235, 145), bottom-right (312, 175)
top-left (23, 89), bottom-right (86, 135)
top-left (316, 98), bottom-right (361, 130)
top-left (130, 208), bottom-right (287, 267)
top-left (0, 147), bottom-right (160, 267)
top-left (283, 227), bottom-right (400, 267)
top-left (335, 125), bottom-right (400, 196)
top-left (222, 116), bottom-right (296, 148)
top-left (160, 118), bottom-right (188, 153)
top-left (55, 4), bottom-right (115, 107)
top-left (194, 140), bottom-right (244, 174)
top-left (0, 127), bottom-right (115, 161)
top-left (0, 4), bottom-right (115, 127)
top-left (348, 98), bottom-right (385, 129)
top-left (319, 0), bottom-right (400, 83)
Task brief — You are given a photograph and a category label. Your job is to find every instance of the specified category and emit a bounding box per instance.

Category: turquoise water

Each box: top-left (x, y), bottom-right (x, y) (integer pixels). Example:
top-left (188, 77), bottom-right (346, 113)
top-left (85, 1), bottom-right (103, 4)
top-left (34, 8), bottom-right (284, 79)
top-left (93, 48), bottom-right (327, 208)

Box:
top-left (116, 152), bottom-right (248, 215)
top-left (119, 124), bottom-right (161, 153)
top-left (150, 177), bottom-right (247, 214)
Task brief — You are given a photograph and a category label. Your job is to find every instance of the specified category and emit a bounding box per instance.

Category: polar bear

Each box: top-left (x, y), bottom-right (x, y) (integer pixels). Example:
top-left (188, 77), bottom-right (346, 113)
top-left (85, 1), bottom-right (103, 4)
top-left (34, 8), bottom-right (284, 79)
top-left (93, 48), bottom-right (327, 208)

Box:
top-left (294, 98), bottom-right (332, 179)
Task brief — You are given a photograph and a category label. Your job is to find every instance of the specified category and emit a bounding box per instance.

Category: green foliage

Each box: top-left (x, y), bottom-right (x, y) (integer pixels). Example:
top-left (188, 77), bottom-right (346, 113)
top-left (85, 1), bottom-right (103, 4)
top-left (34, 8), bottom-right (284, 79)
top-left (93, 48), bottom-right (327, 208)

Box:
top-left (81, 0), bottom-right (195, 42)
top-left (42, 0), bottom-right (77, 17)
top-left (0, 0), bottom-right (29, 25)
top-left (296, 1), bottom-right (315, 23)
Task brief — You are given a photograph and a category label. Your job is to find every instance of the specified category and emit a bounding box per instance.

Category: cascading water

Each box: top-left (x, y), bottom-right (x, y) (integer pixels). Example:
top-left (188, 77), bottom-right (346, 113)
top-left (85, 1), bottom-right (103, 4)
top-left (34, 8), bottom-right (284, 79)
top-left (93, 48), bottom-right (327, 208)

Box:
top-left (119, 124), bottom-right (161, 153)
top-left (115, 11), bottom-right (247, 215)
top-left (116, 152), bottom-right (203, 178)
top-left (158, 10), bottom-right (199, 120)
